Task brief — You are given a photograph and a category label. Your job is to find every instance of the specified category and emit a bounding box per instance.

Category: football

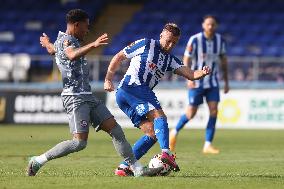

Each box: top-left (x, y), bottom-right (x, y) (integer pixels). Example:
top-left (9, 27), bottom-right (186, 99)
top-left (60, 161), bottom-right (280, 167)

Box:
top-left (148, 153), bottom-right (171, 176)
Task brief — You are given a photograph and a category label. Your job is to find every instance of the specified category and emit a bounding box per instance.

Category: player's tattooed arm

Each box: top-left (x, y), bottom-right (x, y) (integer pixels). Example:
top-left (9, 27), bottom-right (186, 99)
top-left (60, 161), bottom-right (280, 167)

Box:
top-left (65, 33), bottom-right (108, 61)
top-left (220, 55), bottom-right (229, 93)
top-left (182, 48), bottom-right (192, 67)
top-left (40, 33), bottom-right (56, 55)
top-left (175, 66), bottom-right (211, 81)
top-left (104, 50), bottom-right (127, 92)
top-left (183, 53), bottom-right (196, 88)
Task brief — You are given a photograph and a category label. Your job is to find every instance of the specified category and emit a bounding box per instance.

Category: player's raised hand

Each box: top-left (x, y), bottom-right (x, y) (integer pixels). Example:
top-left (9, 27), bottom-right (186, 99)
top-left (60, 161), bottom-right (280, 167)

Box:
top-left (40, 33), bottom-right (50, 48)
top-left (104, 79), bottom-right (114, 92)
top-left (92, 33), bottom-right (108, 48)
top-left (40, 33), bottom-right (56, 55)
top-left (202, 65), bottom-right (211, 76)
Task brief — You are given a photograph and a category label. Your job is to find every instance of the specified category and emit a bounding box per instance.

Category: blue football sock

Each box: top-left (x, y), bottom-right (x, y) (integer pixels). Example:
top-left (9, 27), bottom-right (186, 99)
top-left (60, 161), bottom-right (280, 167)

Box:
top-left (132, 135), bottom-right (156, 160)
top-left (154, 117), bottom-right (169, 150)
top-left (175, 114), bottom-right (189, 132)
top-left (120, 135), bottom-right (156, 167)
top-left (205, 116), bottom-right (217, 142)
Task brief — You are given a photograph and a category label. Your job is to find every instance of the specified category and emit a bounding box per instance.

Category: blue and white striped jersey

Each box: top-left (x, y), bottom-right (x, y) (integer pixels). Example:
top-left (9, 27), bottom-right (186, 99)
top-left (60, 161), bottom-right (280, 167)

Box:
top-left (119, 38), bottom-right (183, 89)
top-left (184, 32), bottom-right (226, 89)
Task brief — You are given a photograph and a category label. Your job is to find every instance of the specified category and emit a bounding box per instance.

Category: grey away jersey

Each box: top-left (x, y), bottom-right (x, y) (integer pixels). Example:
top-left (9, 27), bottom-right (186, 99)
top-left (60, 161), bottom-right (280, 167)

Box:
top-left (54, 31), bottom-right (91, 95)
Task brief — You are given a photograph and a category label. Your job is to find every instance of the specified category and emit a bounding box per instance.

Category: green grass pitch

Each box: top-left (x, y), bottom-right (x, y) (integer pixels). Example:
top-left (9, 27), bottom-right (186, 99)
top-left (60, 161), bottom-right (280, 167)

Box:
top-left (0, 125), bottom-right (283, 189)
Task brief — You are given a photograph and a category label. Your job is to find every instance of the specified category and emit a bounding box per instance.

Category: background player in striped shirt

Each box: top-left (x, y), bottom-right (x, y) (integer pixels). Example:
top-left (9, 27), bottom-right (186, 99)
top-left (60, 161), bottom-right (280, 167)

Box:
top-left (104, 23), bottom-right (211, 176)
top-left (170, 15), bottom-right (229, 154)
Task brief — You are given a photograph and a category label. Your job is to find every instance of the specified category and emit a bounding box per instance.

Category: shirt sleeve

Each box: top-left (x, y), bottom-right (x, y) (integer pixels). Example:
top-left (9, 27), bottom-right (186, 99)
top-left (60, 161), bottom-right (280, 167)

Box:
top-left (184, 36), bottom-right (197, 58)
top-left (167, 56), bottom-right (184, 72)
top-left (122, 38), bottom-right (147, 59)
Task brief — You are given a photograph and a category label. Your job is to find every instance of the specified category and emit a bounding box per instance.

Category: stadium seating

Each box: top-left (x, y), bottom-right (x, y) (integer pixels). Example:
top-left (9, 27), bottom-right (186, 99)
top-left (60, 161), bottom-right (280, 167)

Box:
top-left (0, 0), bottom-right (106, 70)
top-left (2, 0), bottom-right (283, 58)
top-left (1, 0), bottom-right (284, 82)
top-left (1, 0), bottom-right (284, 58)
top-left (103, 0), bottom-right (284, 58)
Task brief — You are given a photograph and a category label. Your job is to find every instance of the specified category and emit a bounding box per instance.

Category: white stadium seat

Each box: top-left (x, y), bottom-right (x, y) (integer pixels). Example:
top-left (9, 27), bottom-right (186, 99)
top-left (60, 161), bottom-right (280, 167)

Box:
top-left (12, 53), bottom-right (31, 82)
top-left (0, 53), bottom-right (13, 81)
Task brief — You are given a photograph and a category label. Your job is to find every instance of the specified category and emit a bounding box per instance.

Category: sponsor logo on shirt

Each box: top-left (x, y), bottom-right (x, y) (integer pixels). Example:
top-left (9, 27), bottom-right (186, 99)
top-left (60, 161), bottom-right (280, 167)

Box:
top-left (63, 40), bottom-right (71, 48)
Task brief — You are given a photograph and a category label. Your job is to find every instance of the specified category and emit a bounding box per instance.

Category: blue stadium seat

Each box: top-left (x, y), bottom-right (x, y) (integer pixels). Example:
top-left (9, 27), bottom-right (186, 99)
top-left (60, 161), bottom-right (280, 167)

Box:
top-left (262, 46), bottom-right (281, 57)
top-left (228, 46), bottom-right (246, 56)
top-left (107, 0), bottom-right (284, 57)
top-left (0, 0), bottom-right (106, 59)
top-left (1, 0), bottom-right (284, 58)
top-left (39, 60), bottom-right (53, 69)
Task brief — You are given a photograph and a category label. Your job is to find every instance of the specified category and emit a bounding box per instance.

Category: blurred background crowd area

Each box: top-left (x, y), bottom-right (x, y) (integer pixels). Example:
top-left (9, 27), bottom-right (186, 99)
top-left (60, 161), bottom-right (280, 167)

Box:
top-left (1, 0), bottom-right (284, 85)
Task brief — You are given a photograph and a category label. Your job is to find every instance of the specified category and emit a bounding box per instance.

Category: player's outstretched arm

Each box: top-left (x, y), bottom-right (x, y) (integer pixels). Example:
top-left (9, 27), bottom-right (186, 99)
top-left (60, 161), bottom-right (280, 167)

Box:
top-left (65, 33), bottom-right (108, 61)
top-left (175, 66), bottom-right (211, 81)
top-left (40, 33), bottom-right (56, 55)
top-left (104, 50), bottom-right (127, 92)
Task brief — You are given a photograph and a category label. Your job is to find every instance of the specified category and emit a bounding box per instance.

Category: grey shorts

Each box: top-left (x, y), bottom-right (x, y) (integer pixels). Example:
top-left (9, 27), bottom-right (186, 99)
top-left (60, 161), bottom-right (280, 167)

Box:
top-left (62, 94), bottom-right (113, 134)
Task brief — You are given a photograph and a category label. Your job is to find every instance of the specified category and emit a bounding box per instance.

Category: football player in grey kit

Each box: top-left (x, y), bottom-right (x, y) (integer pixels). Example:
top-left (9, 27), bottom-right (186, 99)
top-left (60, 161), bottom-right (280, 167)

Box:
top-left (26, 9), bottom-right (162, 177)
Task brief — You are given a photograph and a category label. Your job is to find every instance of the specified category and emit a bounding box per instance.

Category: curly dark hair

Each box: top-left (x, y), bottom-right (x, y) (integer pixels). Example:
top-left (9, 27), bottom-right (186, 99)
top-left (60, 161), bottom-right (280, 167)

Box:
top-left (66, 9), bottom-right (89, 23)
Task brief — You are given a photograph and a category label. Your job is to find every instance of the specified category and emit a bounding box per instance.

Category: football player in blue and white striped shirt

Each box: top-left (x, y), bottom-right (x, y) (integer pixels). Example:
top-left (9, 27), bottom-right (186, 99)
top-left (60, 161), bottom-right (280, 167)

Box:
top-left (170, 15), bottom-right (229, 154)
top-left (104, 23), bottom-right (211, 176)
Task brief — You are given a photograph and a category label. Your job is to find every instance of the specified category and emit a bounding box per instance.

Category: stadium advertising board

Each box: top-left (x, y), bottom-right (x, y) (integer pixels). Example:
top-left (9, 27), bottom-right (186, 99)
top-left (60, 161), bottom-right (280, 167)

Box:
top-left (0, 90), bottom-right (106, 124)
top-left (13, 93), bottom-right (67, 123)
top-left (0, 91), bottom-right (66, 124)
top-left (106, 89), bottom-right (284, 129)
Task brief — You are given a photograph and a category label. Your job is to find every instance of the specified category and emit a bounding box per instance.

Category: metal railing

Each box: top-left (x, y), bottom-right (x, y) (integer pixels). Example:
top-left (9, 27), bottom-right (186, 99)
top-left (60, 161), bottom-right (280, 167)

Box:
top-left (86, 55), bottom-right (284, 83)
top-left (21, 55), bottom-right (284, 89)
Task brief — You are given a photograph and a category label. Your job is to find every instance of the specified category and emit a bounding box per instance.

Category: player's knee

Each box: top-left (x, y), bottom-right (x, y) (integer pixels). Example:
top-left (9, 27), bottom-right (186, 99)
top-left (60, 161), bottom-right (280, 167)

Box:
top-left (73, 139), bottom-right (87, 152)
top-left (140, 121), bottom-right (156, 139)
top-left (185, 112), bottom-right (192, 119)
top-left (145, 127), bottom-right (157, 140)
top-left (185, 109), bottom-right (196, 119)
top-left (210, 109), bottom-right (218, 117)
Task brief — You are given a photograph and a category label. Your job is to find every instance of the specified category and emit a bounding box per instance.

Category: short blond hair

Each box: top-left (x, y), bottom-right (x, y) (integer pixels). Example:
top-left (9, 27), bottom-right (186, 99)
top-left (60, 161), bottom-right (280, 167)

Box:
top-left (163, 23), bottom-right (181, 36)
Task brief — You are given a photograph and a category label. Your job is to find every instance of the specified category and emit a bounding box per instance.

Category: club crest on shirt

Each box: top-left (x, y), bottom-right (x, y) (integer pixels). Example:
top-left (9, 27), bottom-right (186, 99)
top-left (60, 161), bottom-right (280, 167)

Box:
top-left (63, 40), bottom-right (71, 48)
top-left (80, 120), bottom-right (88, 128)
